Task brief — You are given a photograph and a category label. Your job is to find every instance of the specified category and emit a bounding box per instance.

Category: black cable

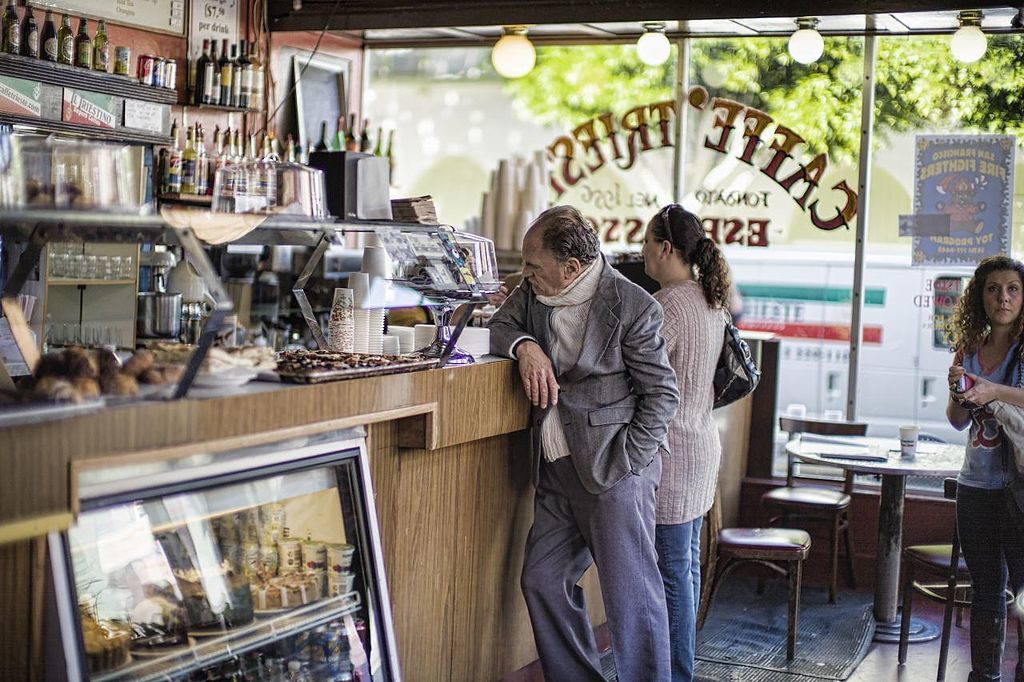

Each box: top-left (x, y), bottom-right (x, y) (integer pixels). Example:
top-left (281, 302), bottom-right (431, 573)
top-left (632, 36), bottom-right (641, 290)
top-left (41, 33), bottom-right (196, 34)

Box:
top-left (261, 0), bottom-right (345, 135)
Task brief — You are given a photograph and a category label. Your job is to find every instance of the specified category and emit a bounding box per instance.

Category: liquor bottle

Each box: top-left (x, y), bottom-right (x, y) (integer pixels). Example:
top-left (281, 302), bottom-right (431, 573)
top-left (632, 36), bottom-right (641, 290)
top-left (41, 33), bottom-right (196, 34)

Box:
top-left (248, 43), bottom-right (264, 109)
top-left (56, 13), bottom-right (71, 65)
top-left (314, 121), bottom-right (329, 152)
top-left (246, 131), bottom-right (257, 161)
top-left (285, 134), bottom-right (296, 163)
top-left (206, 39), bottom-right (220, 105)
top-left (193, 39), bottom-right (210, 105)
top-left (231, 128), bottom-right (242, 162)
top-left (92, 20), bottom-right (108, 72)
top-left (195, 125), bottom-right (209, 195)
top-left (74, 17), bottom-right (91, 69)
top-left (334, 114), bottom-right (345, 151)
top-left (345, 113), bottom-right (358, 152)
top-left (385, 129), bottom-right (395, 182)
top-left (40, 10), bottom-right (55, 61)
top-left (217, 38), bottom-right (231, 106)
top-left (235, 39), bottom-right (250, 109)
top-left (228, 43), bottom-right (240, 107)
top-left (372, 126), bottom-right (384, 156)
top-left (209, 125), bottom-right (224, 195)
top-left (21, 5), bottom-right (37, 58)
top-left (2, 1), bottom-right (20, 56)
top-left (180, 124), bottom-right (197, 195)
top-left (359, 118), bottom-right (371, 152)
top-left (164, 119), bottom-right (182, 194)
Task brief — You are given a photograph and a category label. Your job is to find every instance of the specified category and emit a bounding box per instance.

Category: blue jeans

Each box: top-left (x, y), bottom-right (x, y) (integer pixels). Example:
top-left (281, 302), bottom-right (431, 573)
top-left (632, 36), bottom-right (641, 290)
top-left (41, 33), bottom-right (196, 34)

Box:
top-left (956, 484), bottom-right (1024, 618)
top-left (656, 517), bottom-right (704, 682)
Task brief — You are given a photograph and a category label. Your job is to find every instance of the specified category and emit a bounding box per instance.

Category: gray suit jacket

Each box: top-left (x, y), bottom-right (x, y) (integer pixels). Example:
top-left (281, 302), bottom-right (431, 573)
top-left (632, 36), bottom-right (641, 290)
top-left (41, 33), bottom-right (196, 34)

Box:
top-left (489, 260), bottom-right (680, 494)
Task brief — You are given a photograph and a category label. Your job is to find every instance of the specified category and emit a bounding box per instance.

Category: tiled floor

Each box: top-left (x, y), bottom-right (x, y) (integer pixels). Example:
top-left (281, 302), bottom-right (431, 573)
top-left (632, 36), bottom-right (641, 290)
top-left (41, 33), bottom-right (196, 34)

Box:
top-left (503, 593), bottom-right (1022, 681)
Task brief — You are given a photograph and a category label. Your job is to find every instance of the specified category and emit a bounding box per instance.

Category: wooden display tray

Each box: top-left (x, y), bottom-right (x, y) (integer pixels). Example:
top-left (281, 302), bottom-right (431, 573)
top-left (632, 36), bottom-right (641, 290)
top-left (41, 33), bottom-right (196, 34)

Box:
top-left (275, 356), bottom-right (438, 384)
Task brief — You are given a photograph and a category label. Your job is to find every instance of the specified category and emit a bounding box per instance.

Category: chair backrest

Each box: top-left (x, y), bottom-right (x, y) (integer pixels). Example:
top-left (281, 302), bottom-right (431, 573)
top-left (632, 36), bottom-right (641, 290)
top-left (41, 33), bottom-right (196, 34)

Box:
top-left (779, 416), bottom-right (869, 488)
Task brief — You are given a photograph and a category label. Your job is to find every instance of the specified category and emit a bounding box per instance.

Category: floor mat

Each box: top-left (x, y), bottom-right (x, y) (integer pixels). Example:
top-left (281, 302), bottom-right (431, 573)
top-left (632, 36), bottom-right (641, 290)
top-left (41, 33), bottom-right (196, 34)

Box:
top-left (694, 575), bottom-right (875, 681)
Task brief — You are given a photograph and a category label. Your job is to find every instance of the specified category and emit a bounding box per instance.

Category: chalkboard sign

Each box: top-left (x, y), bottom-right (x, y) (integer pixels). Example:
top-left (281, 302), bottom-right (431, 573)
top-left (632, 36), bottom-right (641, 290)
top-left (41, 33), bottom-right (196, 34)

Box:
top-left (30, 0), bottom-right (185, 36)
top-left (293, 53), bottom-right (349, 152)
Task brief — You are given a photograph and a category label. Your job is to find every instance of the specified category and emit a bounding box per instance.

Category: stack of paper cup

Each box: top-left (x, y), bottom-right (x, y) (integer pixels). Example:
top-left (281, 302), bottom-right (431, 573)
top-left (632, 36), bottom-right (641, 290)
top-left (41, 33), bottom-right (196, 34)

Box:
top-left (361, 246), bottom-right (390, 282)
top-left (367, 309), bottom-right (385, 354)
top-left (327, 288), bottom-right (355, 352)
top-left (349, 272), bottom-right (370, 354)
top-left (382, 335), bottom-right (400, 355)
top-left (388, 326), bottom-right (416, 354)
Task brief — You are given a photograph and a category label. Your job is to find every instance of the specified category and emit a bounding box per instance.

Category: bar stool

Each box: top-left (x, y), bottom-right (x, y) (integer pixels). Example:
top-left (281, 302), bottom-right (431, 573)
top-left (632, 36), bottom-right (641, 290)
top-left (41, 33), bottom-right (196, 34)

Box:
top-left (698, 490), bottom-right (812, 660)
top-left (761, 416), bottom-right (867, 603)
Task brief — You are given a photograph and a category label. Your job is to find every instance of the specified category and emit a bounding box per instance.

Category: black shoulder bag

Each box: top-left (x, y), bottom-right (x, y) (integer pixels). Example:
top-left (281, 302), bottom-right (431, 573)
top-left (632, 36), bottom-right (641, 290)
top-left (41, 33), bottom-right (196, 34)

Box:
top-left (713, 312), bottom-right (761, 409)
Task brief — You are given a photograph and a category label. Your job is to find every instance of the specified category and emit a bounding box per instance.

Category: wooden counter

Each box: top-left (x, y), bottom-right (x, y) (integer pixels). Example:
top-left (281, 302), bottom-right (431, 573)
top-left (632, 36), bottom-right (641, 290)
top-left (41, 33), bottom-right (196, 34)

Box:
top-left (0, 360), bottom-right (611, 681)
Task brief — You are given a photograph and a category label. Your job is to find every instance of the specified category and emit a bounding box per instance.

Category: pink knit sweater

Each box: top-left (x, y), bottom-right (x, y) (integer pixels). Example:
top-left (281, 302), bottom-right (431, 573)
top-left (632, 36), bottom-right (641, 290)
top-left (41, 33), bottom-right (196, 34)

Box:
top-left (653, 281), bottom-right (725, 525)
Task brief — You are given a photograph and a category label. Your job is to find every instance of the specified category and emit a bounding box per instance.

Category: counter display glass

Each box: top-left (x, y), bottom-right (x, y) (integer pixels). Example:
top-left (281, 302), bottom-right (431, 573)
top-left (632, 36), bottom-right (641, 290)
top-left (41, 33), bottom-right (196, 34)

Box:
top-left (53, 433), bottom-right (398, 681)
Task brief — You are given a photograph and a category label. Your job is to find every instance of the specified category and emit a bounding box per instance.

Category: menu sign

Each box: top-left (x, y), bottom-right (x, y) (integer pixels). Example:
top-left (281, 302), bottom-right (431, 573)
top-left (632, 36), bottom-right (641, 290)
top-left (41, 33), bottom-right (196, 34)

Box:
top-left (912, 134), bottom-right (1016, 266)
top-left (188, 0), bottom-right (240, 62)
top-left (29, 0), bottom-right (185, 36)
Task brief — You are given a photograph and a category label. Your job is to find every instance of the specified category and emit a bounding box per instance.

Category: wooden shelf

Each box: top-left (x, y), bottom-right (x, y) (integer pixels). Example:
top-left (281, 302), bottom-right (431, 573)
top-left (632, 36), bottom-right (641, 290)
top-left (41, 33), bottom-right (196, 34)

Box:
top-left (181, 102), bottom-right (261, 114)
top-left (0, 112), bottom-right (171, 146)
top-left (47, 278), bottom-right (135, 286)
top-left (0, 52), bottom-right (177, 104)
top-left (158, 192), bottom-right (214, 206)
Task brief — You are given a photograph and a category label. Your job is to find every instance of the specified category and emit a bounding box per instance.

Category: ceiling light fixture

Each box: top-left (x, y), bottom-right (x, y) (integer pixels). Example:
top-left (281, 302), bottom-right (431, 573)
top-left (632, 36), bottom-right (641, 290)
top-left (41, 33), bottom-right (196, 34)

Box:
top-left (788, 17), bottom-right (824, 64)
top-left (491, 25), bottom-right (536, 79)
top-left (636, 22), bottom-right (671, 66)
top-left (951, 10), bottom-right (987, 63)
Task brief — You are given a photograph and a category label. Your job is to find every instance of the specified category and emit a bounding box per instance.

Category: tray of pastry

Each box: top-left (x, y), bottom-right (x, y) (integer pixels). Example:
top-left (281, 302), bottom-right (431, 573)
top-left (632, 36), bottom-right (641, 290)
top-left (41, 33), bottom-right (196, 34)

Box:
top-left (274, 350), bottom-right (438, 384)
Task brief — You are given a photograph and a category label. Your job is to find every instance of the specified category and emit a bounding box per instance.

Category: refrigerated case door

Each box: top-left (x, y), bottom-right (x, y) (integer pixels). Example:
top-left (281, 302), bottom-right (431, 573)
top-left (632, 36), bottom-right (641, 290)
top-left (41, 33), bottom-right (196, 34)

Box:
top-left (51, 427), bottom-right (401, 682)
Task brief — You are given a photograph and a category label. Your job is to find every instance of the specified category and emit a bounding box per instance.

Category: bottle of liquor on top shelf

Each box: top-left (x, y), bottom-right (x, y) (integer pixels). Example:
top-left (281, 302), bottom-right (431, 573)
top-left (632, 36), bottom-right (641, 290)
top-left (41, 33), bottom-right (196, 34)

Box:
top-left (92, 20), bottom-right (108, 72)
top-left (228, 42), bottom-right (240, 107)
top-left (236, 40), bottom-right (251, 109)
top-left (194, 39), bottom-right (210, 105)
top-left (207, 39), bottom-right (220, 105)
top-left (359, 118), bottom-right (371, 152)
top-left (40, 10), bottom-right (55, 62)
top-left (56, 13), bottom-right (72, 65)
top-left (315, 121), bottom-right (329, 152)
top-left (2, 1), bottom-right (20, 56)
top-left (344, 113), bottom-right (358, 152)
top-left (21, 5), bottom-right (37, 59)
top-left (74, 17), bottom-right (91, 69)
top-left (217, 38), bottom-right (231, 106)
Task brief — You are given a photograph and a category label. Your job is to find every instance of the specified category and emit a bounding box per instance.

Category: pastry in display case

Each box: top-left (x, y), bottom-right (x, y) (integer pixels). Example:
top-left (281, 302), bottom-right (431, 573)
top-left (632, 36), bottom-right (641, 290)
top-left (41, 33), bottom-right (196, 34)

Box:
top-left (51, 429), bottom-right (399, 681)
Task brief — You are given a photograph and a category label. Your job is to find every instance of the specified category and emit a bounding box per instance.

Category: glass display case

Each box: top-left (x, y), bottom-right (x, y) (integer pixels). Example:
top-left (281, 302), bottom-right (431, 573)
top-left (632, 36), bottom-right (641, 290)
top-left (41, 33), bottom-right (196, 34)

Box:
top-left (49, 428), bottom-right (399, 681)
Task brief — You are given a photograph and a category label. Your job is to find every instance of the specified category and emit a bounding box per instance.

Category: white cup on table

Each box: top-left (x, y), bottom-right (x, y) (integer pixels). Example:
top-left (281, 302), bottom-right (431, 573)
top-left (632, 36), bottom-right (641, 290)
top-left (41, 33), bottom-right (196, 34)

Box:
top-left (899, 425), bottom-right (920, 460)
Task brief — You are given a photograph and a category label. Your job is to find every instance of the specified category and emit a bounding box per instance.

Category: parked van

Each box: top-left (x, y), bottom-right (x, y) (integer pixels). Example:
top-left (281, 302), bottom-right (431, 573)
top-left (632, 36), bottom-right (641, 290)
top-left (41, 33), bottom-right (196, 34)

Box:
top-left (725, 248), bottom-right (973, 445)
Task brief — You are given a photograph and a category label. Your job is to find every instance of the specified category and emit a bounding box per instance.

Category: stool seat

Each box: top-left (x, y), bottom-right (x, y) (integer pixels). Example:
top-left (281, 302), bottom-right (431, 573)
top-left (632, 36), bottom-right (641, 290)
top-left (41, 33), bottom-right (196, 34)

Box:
top-left (905, 544), bottom-right (969, 576)
top-left (761, 486), bottom-right (851, 510)
top-left (719, 528), bottom-right (812, 558)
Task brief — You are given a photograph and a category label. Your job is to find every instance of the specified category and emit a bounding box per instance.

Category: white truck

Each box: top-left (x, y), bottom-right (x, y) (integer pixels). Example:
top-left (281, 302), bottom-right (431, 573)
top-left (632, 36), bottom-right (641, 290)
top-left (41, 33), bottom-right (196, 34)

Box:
top-left (726, 247), bottom-right (973, 446)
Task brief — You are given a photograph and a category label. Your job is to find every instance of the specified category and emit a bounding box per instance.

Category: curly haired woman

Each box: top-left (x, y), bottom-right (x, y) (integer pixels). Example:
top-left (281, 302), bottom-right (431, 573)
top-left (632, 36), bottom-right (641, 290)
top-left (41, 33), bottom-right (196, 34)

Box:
top-left (947, 255), bottom-right (1024, 682)
top-left (642, 204), bottom-right (731, 681)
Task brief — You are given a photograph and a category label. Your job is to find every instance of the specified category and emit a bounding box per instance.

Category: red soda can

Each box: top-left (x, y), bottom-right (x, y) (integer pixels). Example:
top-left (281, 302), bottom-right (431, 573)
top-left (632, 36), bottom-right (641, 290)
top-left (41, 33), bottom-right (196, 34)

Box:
top-left (137, 55), bottom-right (155, 85)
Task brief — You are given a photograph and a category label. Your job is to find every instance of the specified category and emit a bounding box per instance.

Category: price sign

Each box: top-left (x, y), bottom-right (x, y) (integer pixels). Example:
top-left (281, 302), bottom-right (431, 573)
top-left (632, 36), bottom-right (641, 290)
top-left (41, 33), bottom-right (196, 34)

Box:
top-left (188, 0), bottom-right (240, 60)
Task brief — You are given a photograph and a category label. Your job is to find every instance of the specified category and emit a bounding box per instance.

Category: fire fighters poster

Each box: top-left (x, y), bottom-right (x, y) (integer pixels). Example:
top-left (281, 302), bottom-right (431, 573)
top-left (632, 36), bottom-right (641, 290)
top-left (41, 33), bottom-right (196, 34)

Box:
top-left (912, 134), bottom-right (1015, 266)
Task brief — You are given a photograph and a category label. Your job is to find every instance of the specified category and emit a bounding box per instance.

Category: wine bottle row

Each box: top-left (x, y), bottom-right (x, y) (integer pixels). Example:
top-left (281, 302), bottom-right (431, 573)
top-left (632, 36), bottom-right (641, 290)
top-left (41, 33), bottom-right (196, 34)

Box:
top-left (189, 38), bottom-right (265, 111)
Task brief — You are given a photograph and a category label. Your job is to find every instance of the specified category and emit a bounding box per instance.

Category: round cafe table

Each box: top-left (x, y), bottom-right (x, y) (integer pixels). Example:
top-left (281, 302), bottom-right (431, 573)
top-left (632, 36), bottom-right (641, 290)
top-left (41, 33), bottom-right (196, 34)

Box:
top-left (786, 435), bottom-right (965, 642)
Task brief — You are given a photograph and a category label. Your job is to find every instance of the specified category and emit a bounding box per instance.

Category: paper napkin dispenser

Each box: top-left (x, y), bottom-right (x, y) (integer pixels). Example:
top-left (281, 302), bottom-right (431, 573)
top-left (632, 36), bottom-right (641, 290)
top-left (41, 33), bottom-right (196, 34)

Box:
top-left (308, 151), bottom-right (392, 221)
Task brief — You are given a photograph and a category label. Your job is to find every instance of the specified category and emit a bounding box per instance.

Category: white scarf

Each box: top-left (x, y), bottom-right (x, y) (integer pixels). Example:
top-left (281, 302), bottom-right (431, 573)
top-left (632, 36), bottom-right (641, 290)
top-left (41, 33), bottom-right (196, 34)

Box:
top-left (537, 257), bottom-right (604, 462)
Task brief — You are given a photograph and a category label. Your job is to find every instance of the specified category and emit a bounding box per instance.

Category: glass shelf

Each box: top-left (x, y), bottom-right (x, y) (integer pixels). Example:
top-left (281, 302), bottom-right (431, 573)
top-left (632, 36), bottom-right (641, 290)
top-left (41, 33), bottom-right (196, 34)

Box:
top-left (93, 592), bottom-right (362, 682)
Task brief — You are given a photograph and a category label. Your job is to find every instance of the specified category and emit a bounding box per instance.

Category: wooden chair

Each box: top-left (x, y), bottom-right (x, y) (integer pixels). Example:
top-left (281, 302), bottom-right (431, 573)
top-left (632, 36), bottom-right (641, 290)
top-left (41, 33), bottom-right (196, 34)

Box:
top-left (698, 489), bottom-right (812, 660)
top-left (898, 478), bottom-right (971, 681)
top-left (760, 416), bottom-right (867, 603)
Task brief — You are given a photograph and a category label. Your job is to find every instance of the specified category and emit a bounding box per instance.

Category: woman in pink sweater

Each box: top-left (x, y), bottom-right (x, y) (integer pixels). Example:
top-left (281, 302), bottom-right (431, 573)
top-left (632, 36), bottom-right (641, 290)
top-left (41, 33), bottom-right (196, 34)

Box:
top-left (642, 204), bottom-right (731, 681)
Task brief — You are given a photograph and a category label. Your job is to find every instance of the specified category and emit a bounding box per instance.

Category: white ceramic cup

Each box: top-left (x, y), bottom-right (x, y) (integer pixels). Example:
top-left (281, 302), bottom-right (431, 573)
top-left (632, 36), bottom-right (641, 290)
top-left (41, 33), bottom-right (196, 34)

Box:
top-left (899, 425), bottom-right (920, 459)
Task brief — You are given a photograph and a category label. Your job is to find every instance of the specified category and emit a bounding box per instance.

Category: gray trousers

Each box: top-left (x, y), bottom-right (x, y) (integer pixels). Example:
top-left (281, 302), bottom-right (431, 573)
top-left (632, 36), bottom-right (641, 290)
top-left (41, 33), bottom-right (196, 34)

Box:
top-left (522, 455), bottom-right (670, 682)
